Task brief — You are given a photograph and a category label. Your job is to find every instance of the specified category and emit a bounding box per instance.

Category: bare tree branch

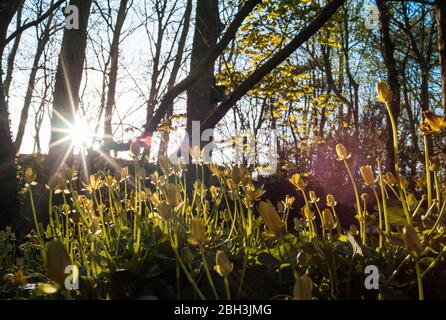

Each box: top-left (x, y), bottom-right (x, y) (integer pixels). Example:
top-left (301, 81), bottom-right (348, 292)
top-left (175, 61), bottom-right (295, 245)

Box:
top-left (5, 0), bottom-right (64, 45)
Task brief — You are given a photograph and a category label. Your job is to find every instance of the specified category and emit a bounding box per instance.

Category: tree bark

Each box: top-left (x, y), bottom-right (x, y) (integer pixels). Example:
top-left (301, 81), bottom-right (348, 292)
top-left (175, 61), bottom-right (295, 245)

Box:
top-left (103, 0), bottom-right (129, 146)
top-left (0, 0), bottom-right (22, 229)
top-left (47, 0), bottom-right (92, 171)
top-left (158, 0), bottom-right (192, 156)
top-left (3, 2), bottom-right (23, 103)
top-left (435, 0), bottom-right (446, 112)
top-left (143, 0), bottom-right (261, 136)
top-left (377, 0), bottom-right (401, 173)
top-left (186, 0), bottom-right (220, 147)
top-left (14, 0), bottom-right (56, 151)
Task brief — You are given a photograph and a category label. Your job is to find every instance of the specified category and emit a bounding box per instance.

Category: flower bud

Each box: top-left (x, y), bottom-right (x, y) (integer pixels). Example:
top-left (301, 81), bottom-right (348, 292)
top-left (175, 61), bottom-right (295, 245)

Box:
top-left (335, 143), bottom-right (351, 161)
top-left (258, 200), bottom-right (284, 236)
top-left (326, 194), bottom-right (337, 207)
top-left (129, 142), bottom-right (141, 157)
top-left (293, 274), bottom-right (313, 300)
top-left (385, 172), bottom-right (397, 186)
top-left (46, 240), bottom-right (71, 287)
top-left (215, 251), bottom-right (233, 277)
top-left (360, 165), bottom-right (375, 186)
top-left (361, 193), bottom-right (369, 201)
top-left (289, 173), bottom-right (306, 190)
top-left (309, 191), bottom-right (319, 203)
top-left (303, 205), bottom-right (315, 221)
top-left (402, 225), bottom-right (422, 257)
top-left (399, 175), bottom-right (409, 189)
top-left (190, 218), bottom-right (207, 245)
top-left (322, 208), bottom-right (336, 230)
top-left (25, 168), bottom-right (37, 184)
top-left (376, 80), bottom-right (391, 103)
top-left (164, 183), bottom-right (181, 207)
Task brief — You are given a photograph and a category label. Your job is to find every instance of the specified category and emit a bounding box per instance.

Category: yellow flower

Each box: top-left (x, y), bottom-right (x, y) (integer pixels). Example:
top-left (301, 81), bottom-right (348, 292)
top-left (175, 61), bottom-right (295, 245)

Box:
top-left (402, 225), bottom-right (422, 257)
top-left (293, 274), bottom-right (313, 300)
top-left (258, 200), bottom-right (284, 236)
top-left (335, 143), bottom-right (351, 161)
top-left (399, 175), bottom-right (409, 189)
top-left (215, 251), bottom-right (233, 277)
top-left (245, 184), bottom-right (265, 202)
top-left (282, 195), bottom-right (295, 210)
top-left (309, 191), bottom-right (319, 203)
top-left (289, 173), bottom-right (306, 190)
top-left (360, 165), bottom-right (375, 186)
top-left (209, 163), bottom-right (225, 179)
top-left (84, 174), bottom-right (103, 193)
top-left (164, 183), bottom-right (181, 206)
top-left (322, 208), bottom-right (336, 230)
top-left (46, 240), bottom-right (71, 287)
top-left (103, 174), bottom-right (117, 188)
top-left (210, 185), bottom-right (219, 199)
top-left (406, 193), bottom-right (417, 210)
top-left (420, 110), bottom-right (446, 134)
top-left (303, 205), bottom-right (315, 221)
top-left (429, 156), bottom-right (440, 172)
top-left (326, 194), bottom-right (337, 207)
top-left (148, 190), bottom-right (160, 206)
top-left (384, 172), bottom-right (397, 186)
top-left (376, 80), bottom-right (392, 104)
top-left (190, 218), bottom-right (207, 245)
top-left (25, 168), bottom-right (37, 184)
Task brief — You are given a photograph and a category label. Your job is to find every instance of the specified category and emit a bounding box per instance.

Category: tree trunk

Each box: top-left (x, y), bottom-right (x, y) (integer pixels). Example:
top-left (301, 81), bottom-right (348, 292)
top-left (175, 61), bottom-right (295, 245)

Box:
top-left (158, 0), bottom-right (192, 156)
top-left (3, 2), bottom-right (23, 103)
top-left (47, 0), bottom-right (92, 171)
top-left (103, 0), bottom-right (129, 147)
top-left (0, 0), bottom-right (22, 229)
top-left (186, 0), bottom-right (220, 150)
top-left (15, 0), bottom-right (55, 151)
top-left (377, 0), bottom-right (401, 173)
top-left (435, 0), bottom-right (446, 113)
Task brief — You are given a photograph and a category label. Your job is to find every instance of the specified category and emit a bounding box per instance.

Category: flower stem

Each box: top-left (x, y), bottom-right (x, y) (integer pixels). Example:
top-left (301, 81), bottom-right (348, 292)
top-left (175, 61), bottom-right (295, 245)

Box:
top-left (200, 246), bottom-right (220, 300)
top-left (415, 259), bottom-right (424, 300)
top-left (224, 276), bottom-right (231, 300)
top-left (424, 134), bottom-right (432, 208)
top-left (343, 160), bottom-right (364, 245)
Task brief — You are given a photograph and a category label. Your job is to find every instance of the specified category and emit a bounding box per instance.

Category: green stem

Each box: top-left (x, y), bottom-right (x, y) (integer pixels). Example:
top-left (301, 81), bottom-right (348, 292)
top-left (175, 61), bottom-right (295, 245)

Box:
top-left (28, 187), bottom-right (42, 241)
top-left (280, 236), bottom-right (298, 280)
top-left (343, 160), bottom-right (364, 245)
top-left (424, 134), bottom-right (432, 209)
top-left (200, 246), bottom-right (219, 300)
top-left (372, 188), bottom-right (383, 249)
top-left (377, 160), bottom-right (390, 233)
top-left (384, 101), bottom-right (411, 224)
top-left (224, 276), bottom-right (231, 300)
top-left (415, 259), bottom-right (424, 300)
